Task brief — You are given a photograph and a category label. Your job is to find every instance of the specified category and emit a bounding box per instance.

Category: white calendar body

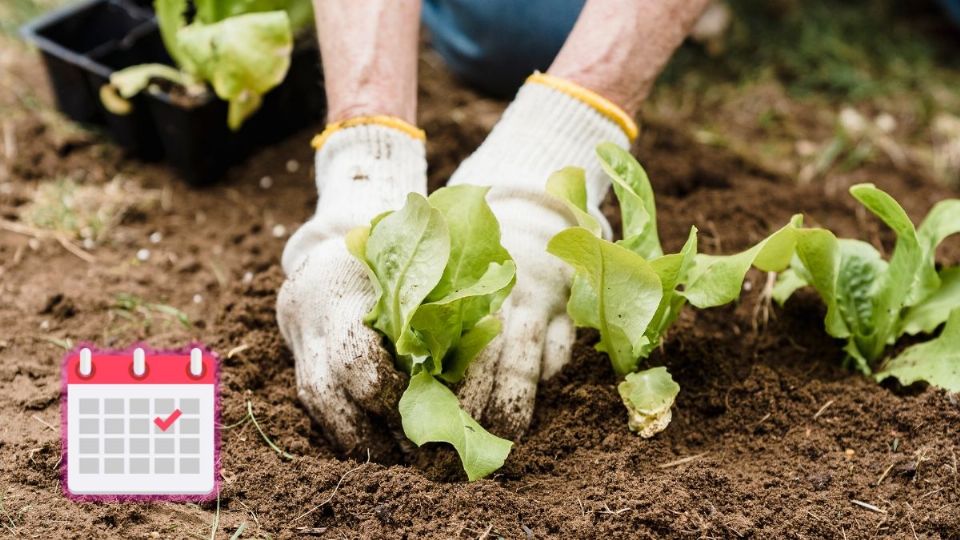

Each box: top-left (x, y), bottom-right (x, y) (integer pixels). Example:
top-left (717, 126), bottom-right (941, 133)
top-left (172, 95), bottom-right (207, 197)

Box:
top-left (63, 347), bottom-right (218, 499)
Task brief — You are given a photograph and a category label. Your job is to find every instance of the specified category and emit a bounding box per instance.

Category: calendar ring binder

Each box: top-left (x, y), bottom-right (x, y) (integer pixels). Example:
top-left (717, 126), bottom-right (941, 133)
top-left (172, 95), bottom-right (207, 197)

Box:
top-left (128, 361), bottom-right (150, 380)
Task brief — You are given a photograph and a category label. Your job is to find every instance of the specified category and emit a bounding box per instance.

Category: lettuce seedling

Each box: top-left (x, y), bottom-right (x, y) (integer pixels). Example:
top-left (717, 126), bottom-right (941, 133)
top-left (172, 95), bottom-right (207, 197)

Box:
top-left (347, 185), bottom-right (516, 481)
top-left (547, 143), bottom-right (803, 436)
top-left (103, 0), bottom-right (314, 129)
top-left (773, 184), bottom-right (960, 391)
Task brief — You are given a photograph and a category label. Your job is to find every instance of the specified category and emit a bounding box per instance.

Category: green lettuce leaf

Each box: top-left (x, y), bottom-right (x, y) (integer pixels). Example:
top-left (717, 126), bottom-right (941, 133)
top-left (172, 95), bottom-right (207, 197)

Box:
top-left (177, 11), bottom-right (293, 129)
top-left (155, 0), bottom-right (190, 68)
top-left (362, 193), bottom-right (450, 355)
top-left (772, 266), bottom-right (808, 306)
top-left (875, 309), bottom-right (960, 392)
top-left (912, 199), bottom-right (960, 304)
top-left (399, 372), bottom-right (513, 481)
top-left (349, 186), bottom-right (516, 480)
top-left (403, 261), bottom-right (515, 366)
top-left (900, 267), bottom-right (960, 335)
top-left (547, 227), bottom-right (664, 376)
top-left (426, 185), bottom-right (512, 301)
top-left (194, 0), bottom-right (313, 28)
top-left (641, 226), bottom-right (698, 357)
top-left (617, 367), bottom-right (680, 437)
top-left (596, 143), bottom-right (663, 259)
top-left (439, 315), bottom-right (502, 384)
top-left (680, 215), bottom-right (802, 308)
top-left (848, 184), bottom-right (924, 357)
top-left (773, 183), bottom-right (960, 379)
top-left (545, 167), bottom-right (602, 236)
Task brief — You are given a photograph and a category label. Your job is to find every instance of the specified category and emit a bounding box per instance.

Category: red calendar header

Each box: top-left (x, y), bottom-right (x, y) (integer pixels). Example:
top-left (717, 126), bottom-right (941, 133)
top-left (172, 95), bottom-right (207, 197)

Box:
top-left (64, 347), bottom-right (216, 385)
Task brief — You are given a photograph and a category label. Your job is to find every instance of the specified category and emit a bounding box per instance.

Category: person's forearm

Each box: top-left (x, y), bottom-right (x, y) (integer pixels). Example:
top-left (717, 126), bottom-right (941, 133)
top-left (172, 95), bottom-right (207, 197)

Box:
top-left (548, 0), bottom-right (710, 118)
top-left (314, 0), bottom-right (421, 123)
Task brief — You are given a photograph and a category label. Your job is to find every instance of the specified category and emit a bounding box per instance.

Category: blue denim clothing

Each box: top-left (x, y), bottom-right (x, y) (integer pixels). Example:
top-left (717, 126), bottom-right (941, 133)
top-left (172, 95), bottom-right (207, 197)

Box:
top-left (940, 0), bottom-right (960, 26)
top-left (422, 0), bottom-right (585, 97)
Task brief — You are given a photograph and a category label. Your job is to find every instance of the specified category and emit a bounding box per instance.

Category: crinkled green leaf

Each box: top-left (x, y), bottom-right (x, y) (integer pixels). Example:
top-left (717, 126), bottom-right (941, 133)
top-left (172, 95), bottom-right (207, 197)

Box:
top-left (350, 186), bottom-right (516, 480)
top-left (194, 0), bottom-right (313, 28)
top-left (545, 167), bottom-right (602, 236)
top-left (439, 316), bottom-right (501, 384)
top-left (875, 309), bottom-right (960, 392)
top-left (835, 239), bottom-right (887, 363)
top-left (400, 372), bottom-right (513, 481)
top-left (900, 267), bottom-right (960, 336)
top-left (617, 367), bottom-right (680, 437)
top-left (596, 143), bottom-right (663, 259)
top-left (912, 200), bottom-right (960, 304)
top-left (177, 11), bottom-right (293, 129)
top-left (426, 185), bottom-right (512, 300)
top-left (547, 227), bottom-right (663, 376)
top-left (681, 216), bottom-right (802, 308)
top-left (402, 261), bottom-right (515, 365)
top-left (362, 193), bottom-right (449, 348)
top-left (848, 184), bottom-right (924, 360)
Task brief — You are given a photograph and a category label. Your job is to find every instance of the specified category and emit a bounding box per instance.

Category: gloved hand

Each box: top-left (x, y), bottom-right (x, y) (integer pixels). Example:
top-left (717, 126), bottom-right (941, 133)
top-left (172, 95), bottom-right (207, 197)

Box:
top-left (450, 73), bottom-right (638, 439)
top-left (277, 118), bottom-right (427, 456)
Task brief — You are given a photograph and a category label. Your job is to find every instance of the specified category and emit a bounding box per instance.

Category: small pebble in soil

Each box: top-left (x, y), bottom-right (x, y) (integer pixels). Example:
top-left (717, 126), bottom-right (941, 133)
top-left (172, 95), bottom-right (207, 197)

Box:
top-left (82, 238), bottom-right (95, 250)
top-left (28, 238), bottom-right (40, 250)
top-left (844, 448), bottom-right (855, 459)
top-left (875, 112), bottom-right (897, 133)
top-left (272, 224), bottom-right (287, 238)
top-left (809, 472), bottom-right (832, 491)
top-left (193, 294), bottom-right (203, 304)
top-left (259, 176), bottom-right (273, 189)
top-left (742, 280), bottom-right (753, 292)
top-left (149, 231), bottom-right (163, 244)
top-left (136, 248), bottom-right (150, 262)
top-left (286, 159), bottom-right (300, 173)
top-left (242, 271), bottom-right (254, 284)
top-left (40, 320), bottom-right (49, 330)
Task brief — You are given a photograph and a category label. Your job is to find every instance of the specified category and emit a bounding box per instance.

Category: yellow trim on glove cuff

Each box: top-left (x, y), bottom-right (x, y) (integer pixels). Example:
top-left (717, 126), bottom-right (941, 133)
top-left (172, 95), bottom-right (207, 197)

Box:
top-left (311, 115), bottom-right (426, 150)
top-left (526, 72), bottom-right (639, 141)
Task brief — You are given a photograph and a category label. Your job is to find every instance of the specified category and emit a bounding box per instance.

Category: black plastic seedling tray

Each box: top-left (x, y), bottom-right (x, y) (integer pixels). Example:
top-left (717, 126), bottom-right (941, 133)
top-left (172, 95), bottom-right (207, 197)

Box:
top-left (21, 0), bottom-right (325, 183)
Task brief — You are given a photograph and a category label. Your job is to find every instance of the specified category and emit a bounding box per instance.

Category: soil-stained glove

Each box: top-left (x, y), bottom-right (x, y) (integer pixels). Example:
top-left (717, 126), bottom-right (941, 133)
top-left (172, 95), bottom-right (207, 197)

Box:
top-left (449, 73), bottom-right (638, 438)
top-left (277, 117), bottom-right (427, 456)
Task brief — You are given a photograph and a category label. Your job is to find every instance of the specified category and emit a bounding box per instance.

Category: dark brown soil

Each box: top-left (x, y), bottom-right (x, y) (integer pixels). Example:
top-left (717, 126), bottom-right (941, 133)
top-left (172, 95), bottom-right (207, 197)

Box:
top-left (1, 39), bottom-right (958, 539)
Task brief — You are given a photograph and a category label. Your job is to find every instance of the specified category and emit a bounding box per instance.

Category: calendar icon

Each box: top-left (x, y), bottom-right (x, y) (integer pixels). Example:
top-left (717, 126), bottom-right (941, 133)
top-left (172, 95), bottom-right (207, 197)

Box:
top-left (62, 346), bottom-right (219, 500)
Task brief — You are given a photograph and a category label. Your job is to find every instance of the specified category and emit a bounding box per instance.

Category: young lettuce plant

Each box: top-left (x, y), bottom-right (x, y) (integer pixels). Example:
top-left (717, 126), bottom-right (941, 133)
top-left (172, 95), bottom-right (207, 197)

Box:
top-left (347, 185), bottom-right (516, 481)
top-left (546, 143), bottom-right (804, 436)
top-left (102, 0), bottom-right (314, 129)
top-left (773, 184), bottom-right (960, 391)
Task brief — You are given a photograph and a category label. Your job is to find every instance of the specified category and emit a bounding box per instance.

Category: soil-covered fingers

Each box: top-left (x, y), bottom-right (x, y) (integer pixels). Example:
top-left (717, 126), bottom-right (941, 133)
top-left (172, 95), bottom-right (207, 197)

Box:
top-left (456, 309), bottom-right (508, 419)
top-left (480, 306), bottom-right (547, 440)
top-left (293, 332), bottom-right (399, 459)
top-left (325, 278), bottom-right (407, 422)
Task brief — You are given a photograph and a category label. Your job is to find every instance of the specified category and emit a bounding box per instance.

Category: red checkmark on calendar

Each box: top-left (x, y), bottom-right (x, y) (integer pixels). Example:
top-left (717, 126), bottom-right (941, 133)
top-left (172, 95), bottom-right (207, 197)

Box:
top-left (154, 408), bottom-right (182, 431)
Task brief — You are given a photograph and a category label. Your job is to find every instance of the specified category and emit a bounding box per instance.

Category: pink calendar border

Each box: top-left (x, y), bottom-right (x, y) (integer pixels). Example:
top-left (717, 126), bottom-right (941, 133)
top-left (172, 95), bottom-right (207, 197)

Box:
top-left (60, 342), bottom-right (221, 503)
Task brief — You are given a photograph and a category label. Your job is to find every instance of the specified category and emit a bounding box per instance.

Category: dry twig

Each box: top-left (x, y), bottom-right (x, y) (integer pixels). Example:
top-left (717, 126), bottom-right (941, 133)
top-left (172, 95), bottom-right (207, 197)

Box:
top-left (658, 452), bottom-right (709, 469)
top-left (293, 450), bottom-right (372, 523)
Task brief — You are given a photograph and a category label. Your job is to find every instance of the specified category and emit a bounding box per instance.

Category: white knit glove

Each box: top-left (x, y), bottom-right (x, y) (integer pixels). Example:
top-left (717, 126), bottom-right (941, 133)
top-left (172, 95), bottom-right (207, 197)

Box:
top-left (277, 120), bottom-right (427, 456)
top-left (451, 73), bottom-right (636, 438)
